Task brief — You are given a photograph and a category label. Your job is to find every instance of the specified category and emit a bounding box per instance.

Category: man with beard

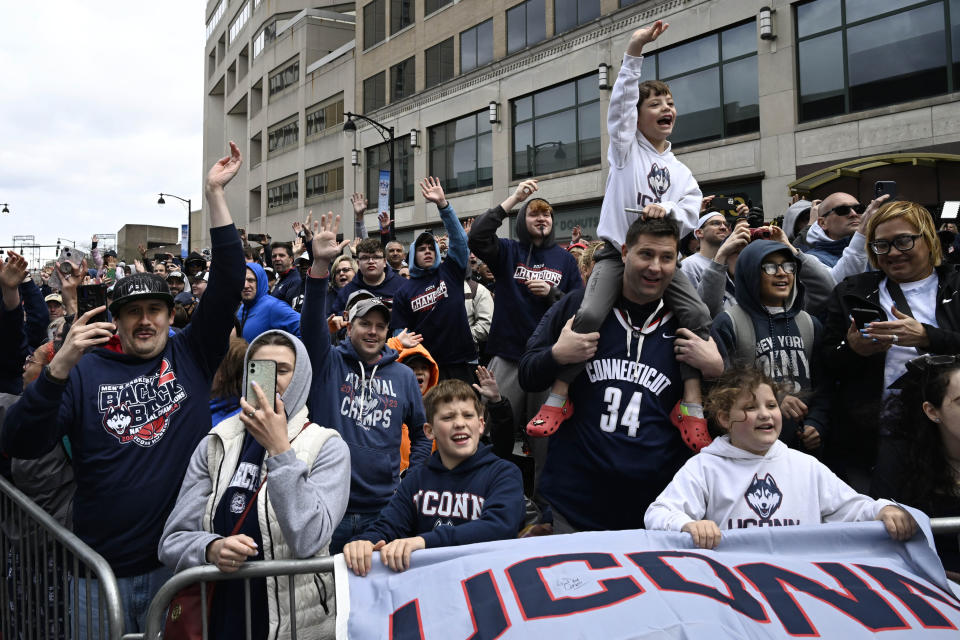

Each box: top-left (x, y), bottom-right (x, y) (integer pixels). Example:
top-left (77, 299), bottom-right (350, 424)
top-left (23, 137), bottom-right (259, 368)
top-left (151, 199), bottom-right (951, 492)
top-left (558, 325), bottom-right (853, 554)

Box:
top-left (270, 241), bottom-right (302, 306)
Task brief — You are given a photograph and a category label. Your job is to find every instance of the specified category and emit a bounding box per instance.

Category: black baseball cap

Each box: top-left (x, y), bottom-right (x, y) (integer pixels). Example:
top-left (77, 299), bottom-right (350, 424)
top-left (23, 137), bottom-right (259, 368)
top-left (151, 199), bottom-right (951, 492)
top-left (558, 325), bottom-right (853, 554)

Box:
top-left (109, 273), bottom-right (174, 315)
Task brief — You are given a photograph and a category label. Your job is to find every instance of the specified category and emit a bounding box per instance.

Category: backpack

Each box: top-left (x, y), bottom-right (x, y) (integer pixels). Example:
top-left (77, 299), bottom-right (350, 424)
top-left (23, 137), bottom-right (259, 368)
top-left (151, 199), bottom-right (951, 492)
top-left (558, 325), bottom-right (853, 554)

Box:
top-left (725, 304), bottom-right (814, 365)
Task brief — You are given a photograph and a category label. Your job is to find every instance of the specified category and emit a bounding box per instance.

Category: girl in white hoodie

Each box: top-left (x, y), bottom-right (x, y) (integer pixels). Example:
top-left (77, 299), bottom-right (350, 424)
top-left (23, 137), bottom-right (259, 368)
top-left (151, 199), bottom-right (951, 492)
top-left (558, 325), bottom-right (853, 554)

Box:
top-left (644, 367), bottom-right (916, 549)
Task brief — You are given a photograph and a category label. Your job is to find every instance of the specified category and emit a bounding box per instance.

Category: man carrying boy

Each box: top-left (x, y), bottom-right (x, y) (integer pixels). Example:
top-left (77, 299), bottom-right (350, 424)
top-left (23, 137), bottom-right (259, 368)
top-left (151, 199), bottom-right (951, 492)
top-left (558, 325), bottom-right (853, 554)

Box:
top-left (520, 217), bottom-right (721, 533)
top-left (301, 215), bottom-right (430, 553)
top-left (343, 379), bottom-right (525, 575)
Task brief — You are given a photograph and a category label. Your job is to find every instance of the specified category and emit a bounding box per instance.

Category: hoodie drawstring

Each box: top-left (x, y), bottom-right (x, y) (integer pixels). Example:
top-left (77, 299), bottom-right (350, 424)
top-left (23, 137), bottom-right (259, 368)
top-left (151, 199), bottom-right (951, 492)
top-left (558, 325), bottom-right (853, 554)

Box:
top-left (623, 300), bottom-right (665, 363)
top-left (357, 361), bottom-right (380, 420)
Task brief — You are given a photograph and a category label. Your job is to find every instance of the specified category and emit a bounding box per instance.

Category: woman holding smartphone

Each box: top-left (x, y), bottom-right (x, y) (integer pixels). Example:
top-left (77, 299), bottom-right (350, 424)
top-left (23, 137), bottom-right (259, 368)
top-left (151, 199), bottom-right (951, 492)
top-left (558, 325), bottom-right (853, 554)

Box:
top-left (160, 329), bottom-right (350, 639)
top-left (821, 201), bottom-right (960, 489)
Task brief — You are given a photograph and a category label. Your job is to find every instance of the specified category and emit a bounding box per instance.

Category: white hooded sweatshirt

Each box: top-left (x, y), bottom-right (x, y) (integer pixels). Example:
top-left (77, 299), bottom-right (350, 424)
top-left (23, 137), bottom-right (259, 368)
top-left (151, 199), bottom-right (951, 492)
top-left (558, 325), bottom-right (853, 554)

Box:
top-left (644, 437), bottom-right (892, 532)
top-left (597, 53), bottom-right (702, 249)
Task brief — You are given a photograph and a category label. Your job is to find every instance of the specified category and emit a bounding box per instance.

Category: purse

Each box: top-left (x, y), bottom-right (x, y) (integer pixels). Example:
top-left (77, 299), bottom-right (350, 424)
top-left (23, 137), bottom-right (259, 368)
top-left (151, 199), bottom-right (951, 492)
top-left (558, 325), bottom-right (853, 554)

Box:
top-left (164, 475), bottom-right (268, 639)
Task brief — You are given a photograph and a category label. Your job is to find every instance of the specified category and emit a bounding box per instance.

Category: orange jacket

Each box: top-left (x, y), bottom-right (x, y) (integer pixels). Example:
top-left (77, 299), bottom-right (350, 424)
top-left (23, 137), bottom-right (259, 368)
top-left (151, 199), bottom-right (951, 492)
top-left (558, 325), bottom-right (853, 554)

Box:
top-left (387, 338), bottom-right (440, 470)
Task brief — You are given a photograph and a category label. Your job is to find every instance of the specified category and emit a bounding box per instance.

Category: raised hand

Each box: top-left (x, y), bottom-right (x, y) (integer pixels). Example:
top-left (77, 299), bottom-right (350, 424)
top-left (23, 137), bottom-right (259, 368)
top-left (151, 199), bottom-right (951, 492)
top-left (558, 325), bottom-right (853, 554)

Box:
top-left (206, 141), bottom-right (243, 192)
top-left (570, 224), bottom-right (583, 244)
top-left (292, 238), bottom-right (304, 256)
top-left (378, 210), bottom-right (392, 231)
top-left (472, 366), bottom-right (501, 402)
top-left (514, 179), bottom-right (538, 201)
top-left (303, 211), bottom-right (314, 242)
top-left (239, 382), bottom-right (289, 456)
top-left (91, 234), bottom-right (99, 246)
top-left (628, 20), bottom-right (669, 56)
top-left (137, 243), bottom-right (148, 257)
top-left (309, 213), bottom-right (350, 276)
top-left (48, 306), bottom-right (116, 379)
top-left (351, 193), bottom-right (368, 216)
top-left (396, 328), bottom-right (423, 349)
top-left (0, 251), bottom-right (28, 291)
top-left (419, 177), bottom-right (448, 208)
top-left (463, 217), bottom-right (474, 233)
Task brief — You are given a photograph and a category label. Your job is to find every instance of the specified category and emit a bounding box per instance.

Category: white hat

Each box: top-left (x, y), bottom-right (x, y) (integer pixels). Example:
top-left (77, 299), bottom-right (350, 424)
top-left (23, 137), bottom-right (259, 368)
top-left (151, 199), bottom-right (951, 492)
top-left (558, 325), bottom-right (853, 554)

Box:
top-left (696, 211), bottom-right (726, 230)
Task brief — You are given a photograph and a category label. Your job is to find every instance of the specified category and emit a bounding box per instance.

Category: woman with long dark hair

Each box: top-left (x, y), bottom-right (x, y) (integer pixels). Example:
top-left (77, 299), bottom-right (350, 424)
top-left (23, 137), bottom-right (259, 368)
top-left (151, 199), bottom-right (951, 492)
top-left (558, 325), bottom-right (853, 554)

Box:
top-left (873, 354), bottom-right (960, 581)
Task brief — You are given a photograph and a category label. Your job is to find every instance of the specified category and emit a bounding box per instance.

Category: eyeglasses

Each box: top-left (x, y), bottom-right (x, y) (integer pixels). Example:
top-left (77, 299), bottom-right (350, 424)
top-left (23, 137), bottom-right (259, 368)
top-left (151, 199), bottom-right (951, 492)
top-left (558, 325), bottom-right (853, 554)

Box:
top-left (760, 262), bottom-right (797, 275)
top-left (334, 267), bottom-right (354, 274)
top-left (869, 234), bottom-right (922, 255)
top-left (822, 203), bottom-right (865, 217)
top-left (357, 255), bottom-right (384, 262)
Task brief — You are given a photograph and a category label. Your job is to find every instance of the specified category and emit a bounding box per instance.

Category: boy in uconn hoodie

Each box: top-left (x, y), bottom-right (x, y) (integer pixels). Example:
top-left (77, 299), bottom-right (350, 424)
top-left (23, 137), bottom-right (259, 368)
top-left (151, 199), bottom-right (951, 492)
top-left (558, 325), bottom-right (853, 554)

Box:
top-left (711, 237), bottom-right (829, 452)
top-left (342, 379), bottom-right (524, 576)
top-left (393, 177), bottom-right (477, 383)
top-left (301, 214), bottom-right (430, 554)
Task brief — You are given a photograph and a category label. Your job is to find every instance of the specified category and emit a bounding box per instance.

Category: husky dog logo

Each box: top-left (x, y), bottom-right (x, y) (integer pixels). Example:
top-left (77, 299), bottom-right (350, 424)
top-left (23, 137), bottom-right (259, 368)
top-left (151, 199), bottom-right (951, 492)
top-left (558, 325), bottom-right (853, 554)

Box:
top-left (230, 493), bottom-right (247, 514)
top-left (744, 473), bottom-right (783, 520)
top-left (97, 358), bottom-right (187, 447)
top-left (647, 163), bottom-right (670, 202)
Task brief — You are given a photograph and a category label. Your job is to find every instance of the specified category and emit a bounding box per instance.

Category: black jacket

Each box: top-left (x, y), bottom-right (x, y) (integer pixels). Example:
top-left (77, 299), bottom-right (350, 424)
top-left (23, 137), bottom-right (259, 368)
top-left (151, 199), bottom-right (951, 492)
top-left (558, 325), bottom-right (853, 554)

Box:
top-left (821, 263), bottom-right (960, 469)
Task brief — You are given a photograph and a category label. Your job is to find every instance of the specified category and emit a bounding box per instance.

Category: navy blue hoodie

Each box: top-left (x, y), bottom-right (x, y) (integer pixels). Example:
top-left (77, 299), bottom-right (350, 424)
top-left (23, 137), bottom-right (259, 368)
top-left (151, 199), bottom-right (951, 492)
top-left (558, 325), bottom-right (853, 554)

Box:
top-left (519, 289), bottom-right (689, 531)
top-left (468, 201), bottom-right (583, 362)
top-left (301, 274), bottom-right (429, 513)
top-left (0, 303), bottom-right (27, 396)
top-left (352, 445), bottom-right (524, 547)
top-left (712, 240), bottom-right (828, 446)
top-left (236, 262), bottom-right (301, 342)
top-left (392, 203), bottom-right (476, 365)
top-left (331, 267), bottom-right (405, 318)
top-left (0, 225), bottom-right (244, 577)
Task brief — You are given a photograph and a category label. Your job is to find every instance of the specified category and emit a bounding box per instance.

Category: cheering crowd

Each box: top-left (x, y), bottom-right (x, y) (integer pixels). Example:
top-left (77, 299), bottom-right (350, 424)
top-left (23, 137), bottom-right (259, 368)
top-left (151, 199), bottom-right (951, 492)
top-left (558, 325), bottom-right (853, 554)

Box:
top-left (3, 20), bottom-right (960, 639)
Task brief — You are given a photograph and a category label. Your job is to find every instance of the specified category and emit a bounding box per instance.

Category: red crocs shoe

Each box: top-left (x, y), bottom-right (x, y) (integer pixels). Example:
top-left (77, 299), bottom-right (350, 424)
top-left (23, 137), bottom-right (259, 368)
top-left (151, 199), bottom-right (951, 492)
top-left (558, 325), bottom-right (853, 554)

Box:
top-left (526, 400), bottom-right (574, 437)
top-left (671, 400), bottom-right (712, 452)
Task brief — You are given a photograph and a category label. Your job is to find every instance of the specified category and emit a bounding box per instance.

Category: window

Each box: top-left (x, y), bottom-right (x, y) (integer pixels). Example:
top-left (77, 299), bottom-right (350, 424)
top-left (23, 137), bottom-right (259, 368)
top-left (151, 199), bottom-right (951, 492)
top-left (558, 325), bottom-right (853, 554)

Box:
top-left (366, 137), bottom-right (414, 206)
top-left (460, 20), bottom-right (493, 73)
top-left (306, 162), bottom-right (344, 200)
top-left (364, 72), bottom-right (386, 112)
top-left (796, 0), bottom-right (956, 121)
top-left (391, 57), bottom-right (415, 101)
top-left (554, 0), bottom-right (600, 34)
top-left (425, 38), bottom-right (455, 88)
top-left (268, 117), bottom-right (299, 154)
top-left (425, 0), bottom-right (452, 15)
top-left (639, 21), bottom-right (758, 146)
top-left (511, 74), bottom-right (601, 179)
top-left (229, 3), bottom-right (250, 44)
top-left (267, 176), bottom-right (298, 211)
top-left (364, 0), bottom-right (386, 49)
top-left (268, 59), bottom-right (299, 98)
top-left (507, 0), bottom-right (545, 54)
top-left (206, 0), bottom-right (226, 40)
top-left (306, 96), bottom-right (344, 137)
top-left (391, 0), bottom-right (413, 34)
top-left (429, 111), bottom-right (493, 193)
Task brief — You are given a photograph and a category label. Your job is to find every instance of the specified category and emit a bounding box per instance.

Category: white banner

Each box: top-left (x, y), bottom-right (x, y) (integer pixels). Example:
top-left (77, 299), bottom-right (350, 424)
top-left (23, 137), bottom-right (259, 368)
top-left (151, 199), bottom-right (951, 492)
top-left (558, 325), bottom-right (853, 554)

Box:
top-left (377, 169), bottom-right (391, 221)
top-left (336, 514), bottom-right (960, 639)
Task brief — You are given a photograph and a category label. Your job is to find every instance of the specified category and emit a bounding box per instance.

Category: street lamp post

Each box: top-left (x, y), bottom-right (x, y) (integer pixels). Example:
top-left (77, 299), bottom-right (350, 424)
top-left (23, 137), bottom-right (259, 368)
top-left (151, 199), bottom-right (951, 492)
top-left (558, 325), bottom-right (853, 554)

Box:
top-left (157, 193), bottom-right (192, 255)
top-left (343, 112), bottom-right (394, 236)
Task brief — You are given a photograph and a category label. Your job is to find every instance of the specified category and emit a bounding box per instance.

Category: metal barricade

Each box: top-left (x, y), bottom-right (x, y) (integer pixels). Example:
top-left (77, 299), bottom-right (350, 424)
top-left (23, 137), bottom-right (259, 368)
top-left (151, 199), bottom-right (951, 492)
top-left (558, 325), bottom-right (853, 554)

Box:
top-left (931, 516), bottom-right (960, 534)
top-left (0, 474), bottom-right (124, 640)
top-left (133, 557), bottom-right (336, 640)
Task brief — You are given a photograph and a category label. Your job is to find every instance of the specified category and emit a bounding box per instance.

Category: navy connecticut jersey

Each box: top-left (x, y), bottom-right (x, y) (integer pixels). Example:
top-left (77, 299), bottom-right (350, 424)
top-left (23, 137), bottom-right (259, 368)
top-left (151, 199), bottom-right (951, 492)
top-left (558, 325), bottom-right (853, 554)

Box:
top-left (523, 289), bottom-right (690, 532)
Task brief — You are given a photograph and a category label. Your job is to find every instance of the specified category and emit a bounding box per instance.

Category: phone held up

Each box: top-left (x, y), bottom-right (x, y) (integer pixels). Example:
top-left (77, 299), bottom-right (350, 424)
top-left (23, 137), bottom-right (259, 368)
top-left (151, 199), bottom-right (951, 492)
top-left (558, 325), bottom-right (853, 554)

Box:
top-left (77, 284), bottom-right (109, 324)
top-left (874, 181), bottom-right (897, 201)
top-left (851, 307), bottom-right (884, 331)
top-left (245, 360), bottom-right (278, 412)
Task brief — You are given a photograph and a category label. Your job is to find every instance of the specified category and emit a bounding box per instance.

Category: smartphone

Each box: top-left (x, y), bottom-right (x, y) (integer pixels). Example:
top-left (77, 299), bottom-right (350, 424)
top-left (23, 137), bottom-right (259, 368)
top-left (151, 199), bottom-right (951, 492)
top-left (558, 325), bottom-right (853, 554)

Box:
top-left (153, 253), bottom-right (167, 262)
top-left (336, 232), bottom-right (345, 244)
top-left (248, 233), bottom-right (268, 244)
top-left (942, 201), bottom-right (960, 220)
top-left (717, 196), bottom-right (738, 211)
top-left (245, 360), bottom-right (277, 411)
top-left (77, 284), bottom-right (109, 323)
top-left (58, 247), bottom-right (84, 271)
top-left (851, 307), bottom-right (883, 331)
top-left (874, 181), bottom-right (897, 201)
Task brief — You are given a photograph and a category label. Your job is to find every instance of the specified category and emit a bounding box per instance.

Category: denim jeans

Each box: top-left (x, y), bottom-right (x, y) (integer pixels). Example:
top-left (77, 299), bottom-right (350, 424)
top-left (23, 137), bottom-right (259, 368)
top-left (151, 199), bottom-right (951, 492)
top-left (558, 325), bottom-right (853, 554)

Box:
top-left (75, 565), bottom-right (173, 638)
top-left (329, 512), bottom-right (380, 554)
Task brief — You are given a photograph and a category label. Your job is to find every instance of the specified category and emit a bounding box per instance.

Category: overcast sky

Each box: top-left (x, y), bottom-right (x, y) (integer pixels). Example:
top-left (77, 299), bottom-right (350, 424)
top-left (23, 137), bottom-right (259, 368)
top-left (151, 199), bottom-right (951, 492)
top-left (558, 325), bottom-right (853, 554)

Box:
top-left (0, 1), bottom-right (204, 265)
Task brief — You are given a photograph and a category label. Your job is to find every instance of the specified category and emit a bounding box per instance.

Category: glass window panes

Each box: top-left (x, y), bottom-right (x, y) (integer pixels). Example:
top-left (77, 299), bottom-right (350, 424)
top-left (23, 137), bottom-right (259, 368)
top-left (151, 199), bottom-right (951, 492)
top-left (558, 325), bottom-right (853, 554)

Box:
top-left (511, 74), bottom-right (602, 179)
top-left (425, 38), bottom-right (454, 87)
top-left (268, 60), bottom-right (299, 98)
top-left (507, 0), bottom-right (546, 54)
top-left (306, 163), bottom-right (344, 200)
top-left (659, 35), bottom-right (718, 78)
top-left (796, 0), bottom-right (956, 120)
top-left (364, 0), bottom-right (386, 49)
top-left (796, 0), bottom-right (840, 38)
top-left (425, 0), bottom-right (452, 14)
top-left (952, 0), bottom-right (960, 77)
top-left (461, 29), bottom-right (476, 72)
top-left (721, 21), bottom-right (756, 59)
top-left (669, 67), bottom-right (722, 146)
top-left (391, 57), bottom-right (415, 101)
top-left (722, 57), bottom-right (759, 136)
top-left (366, 138), bottom-right (414, 205)
top-left (364, 72), bottom-right (386, 112)
top-left (798, 31), bottom-right (845, 121)
top-left (391, 0), bottom-right (413, 34)
top-left (461, 20), bottom-right (493, 73)
top-left (306, 97), bottom-right (344, 137)
top-left (229, 3), bottom-right (250, 44)
top-left (847, 3), bottom-right (947, 111)
top-left (429, 112), bottom-right (492, 193)
top-left (268, 118), bottom-right (299, 153)
top-left (267, 177), bottom-right (298, 210)
top-left (554, 0), bottom-right (599, 34)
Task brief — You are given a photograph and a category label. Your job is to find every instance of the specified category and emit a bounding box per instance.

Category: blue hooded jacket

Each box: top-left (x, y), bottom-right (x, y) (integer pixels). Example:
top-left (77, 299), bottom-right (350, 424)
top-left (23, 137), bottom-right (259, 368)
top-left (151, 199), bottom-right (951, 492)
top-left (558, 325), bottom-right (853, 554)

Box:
top-left (805, 224), bottom-right (852, 268)
top-left (236, 262), bottom-right (301, 343)
top-left (392, 203), bottom-right (476, 364)
top-left (711, 240), bottom-right (828, 446)
top-left (352, 444), bottom-right (524, 548)
top-left (301, 274), bottom-right (429, 513)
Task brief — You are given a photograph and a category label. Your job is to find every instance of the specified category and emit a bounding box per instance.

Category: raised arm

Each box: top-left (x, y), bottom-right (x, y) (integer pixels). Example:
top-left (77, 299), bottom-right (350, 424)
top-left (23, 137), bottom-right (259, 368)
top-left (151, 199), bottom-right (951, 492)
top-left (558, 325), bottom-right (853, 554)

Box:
top-left (302, 214), bottom-right (350, 376)
top-left (608, 21), bottom-right (669, 167)
top-left (421, 177), bottom-right (469, 270)
top-left (205, 141), bottom-right (243, 229)
top-left (468, 179), bottom-right (539, 266)
top-left (350, 194), bottom-right (370, 240)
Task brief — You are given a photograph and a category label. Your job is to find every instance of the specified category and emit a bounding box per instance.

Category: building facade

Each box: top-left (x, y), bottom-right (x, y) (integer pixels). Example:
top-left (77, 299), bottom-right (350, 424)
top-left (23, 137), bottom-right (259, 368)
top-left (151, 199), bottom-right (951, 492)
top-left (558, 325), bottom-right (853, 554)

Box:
top-left (202, 0), bottom-right (960, 247)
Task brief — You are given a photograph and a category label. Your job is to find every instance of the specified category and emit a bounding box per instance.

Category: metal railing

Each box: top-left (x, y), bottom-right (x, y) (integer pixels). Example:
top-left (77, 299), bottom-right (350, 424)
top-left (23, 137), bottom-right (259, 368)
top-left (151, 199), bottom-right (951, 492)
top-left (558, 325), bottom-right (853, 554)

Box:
top-left (931, 517), bottom-right (960, 534)
top-left (0, 474), bottom-right (124, 639)
top-left (130, 557), bottom-right (336, 640)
